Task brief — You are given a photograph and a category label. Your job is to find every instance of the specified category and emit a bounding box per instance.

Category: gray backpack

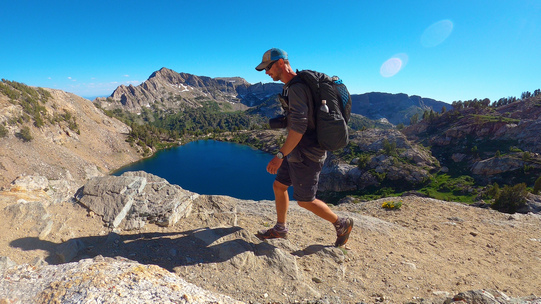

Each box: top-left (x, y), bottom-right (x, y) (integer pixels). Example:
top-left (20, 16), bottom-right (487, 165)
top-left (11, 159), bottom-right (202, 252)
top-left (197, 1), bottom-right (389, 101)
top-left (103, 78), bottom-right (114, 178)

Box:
top-left (294, 70), bottom-right (352, 151)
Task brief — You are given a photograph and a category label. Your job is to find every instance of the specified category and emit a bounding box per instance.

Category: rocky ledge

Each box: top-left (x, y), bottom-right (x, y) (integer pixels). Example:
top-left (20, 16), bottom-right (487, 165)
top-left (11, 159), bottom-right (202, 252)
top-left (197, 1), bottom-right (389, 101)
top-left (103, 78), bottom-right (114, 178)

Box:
top-left (1, 173), bottom-right (540, 304)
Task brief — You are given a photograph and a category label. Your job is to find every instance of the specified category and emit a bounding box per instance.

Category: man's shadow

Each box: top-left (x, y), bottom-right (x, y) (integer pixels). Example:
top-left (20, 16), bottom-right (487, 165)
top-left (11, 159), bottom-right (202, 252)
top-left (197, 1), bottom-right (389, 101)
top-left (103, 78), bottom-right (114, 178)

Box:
top-left (10, 226), bottom-right (280, 271)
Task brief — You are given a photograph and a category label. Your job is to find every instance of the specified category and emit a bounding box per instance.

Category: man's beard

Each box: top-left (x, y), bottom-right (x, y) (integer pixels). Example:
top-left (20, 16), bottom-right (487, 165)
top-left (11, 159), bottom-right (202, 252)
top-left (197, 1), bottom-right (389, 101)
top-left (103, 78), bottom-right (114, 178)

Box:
top-left (271, 70), bottom-right (281, 82)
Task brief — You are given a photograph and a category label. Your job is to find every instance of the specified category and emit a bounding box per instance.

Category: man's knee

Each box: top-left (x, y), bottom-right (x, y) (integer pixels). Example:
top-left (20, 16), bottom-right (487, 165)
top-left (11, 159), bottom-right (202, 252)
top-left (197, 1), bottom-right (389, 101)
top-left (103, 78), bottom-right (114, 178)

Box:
top-left (297, 200), bottom-right (315, 209)
top-left (273, 180), bottom-right (288, 192)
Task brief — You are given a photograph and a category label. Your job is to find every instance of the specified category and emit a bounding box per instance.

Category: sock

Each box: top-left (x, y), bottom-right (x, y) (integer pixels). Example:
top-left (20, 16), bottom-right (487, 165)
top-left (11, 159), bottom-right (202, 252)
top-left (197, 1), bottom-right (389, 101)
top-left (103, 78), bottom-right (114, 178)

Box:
top-left (274, 222), bottom-right (287, 232)
top-left (334, 217), bottom-right (345, 231)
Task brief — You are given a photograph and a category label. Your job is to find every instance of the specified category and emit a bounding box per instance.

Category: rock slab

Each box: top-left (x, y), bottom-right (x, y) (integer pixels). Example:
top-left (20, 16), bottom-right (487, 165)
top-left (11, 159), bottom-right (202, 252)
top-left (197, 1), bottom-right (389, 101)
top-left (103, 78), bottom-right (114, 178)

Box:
top-left (75, 171), bottom-right (199, 229)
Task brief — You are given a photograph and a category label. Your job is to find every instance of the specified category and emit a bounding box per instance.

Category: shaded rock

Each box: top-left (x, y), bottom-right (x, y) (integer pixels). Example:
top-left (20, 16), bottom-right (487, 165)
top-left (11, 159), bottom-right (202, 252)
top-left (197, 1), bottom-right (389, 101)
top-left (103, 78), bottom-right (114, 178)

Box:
top-left (519, 193), bottom-right (541, 214)
top-left (4, 200), bottom-right (49, 223)
top-left (318, 129), bottom-right (439, 193)
top-left (55, 239), bottom-right (86, 263)
top-left (351, 92), bottom-right (448, 125)
top-left (319, 156), bottom-right (365, 192)
top-left (471, 153), bottom-right (541, 176)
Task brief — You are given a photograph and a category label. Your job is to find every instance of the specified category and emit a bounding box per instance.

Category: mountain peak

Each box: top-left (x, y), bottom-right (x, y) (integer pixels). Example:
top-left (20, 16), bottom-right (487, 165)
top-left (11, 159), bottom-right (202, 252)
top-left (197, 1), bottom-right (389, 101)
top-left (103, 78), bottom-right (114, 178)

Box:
top-left (148, 67), bottom-right (177, 80)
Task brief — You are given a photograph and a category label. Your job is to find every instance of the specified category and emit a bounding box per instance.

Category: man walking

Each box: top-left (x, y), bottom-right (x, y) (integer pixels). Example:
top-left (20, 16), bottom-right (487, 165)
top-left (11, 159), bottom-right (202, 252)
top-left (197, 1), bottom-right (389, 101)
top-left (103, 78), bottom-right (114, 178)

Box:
top-left (255, 48), bottom-right (353, 247)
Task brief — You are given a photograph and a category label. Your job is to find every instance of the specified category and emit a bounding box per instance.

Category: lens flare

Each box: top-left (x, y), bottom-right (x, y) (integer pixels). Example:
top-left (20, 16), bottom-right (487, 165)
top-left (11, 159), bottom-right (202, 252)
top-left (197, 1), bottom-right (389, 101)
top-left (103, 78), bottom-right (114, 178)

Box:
top-left (380, 53), bottom-right (408, 78)
top-left (421, 19), bottom-right (454, 47)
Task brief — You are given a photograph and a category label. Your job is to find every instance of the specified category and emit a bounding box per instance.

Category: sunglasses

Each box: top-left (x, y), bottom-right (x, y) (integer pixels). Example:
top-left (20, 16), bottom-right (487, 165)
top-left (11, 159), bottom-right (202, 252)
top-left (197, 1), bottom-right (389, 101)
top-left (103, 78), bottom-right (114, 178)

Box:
top-left (265, 60), bottom-right (277, 71)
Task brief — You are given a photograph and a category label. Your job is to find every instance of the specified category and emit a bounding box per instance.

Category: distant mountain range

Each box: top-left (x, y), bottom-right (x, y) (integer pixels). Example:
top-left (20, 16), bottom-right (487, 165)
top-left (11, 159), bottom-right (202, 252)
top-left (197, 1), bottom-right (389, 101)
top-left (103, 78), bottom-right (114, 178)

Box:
top-left (95, 67), bottom-right (451, 125)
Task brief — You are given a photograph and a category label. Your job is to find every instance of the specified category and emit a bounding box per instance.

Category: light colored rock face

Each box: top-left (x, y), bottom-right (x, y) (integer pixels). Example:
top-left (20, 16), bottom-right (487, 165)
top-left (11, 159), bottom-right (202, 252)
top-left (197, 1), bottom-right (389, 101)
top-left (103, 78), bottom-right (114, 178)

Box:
top-left (0, 86), bottom-right (141, 188)
top-left (0, 256), bottom-right (244, 304)
top-left (76, 171), bottom-right (199, 229)
top-left (94, 67), bottom-right (283, 115)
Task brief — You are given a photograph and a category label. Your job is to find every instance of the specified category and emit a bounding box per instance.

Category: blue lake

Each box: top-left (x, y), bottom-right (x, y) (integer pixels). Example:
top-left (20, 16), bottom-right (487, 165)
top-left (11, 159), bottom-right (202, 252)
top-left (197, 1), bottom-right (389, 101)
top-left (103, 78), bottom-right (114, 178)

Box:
top-left (113, 140), bottom-right (283, 200)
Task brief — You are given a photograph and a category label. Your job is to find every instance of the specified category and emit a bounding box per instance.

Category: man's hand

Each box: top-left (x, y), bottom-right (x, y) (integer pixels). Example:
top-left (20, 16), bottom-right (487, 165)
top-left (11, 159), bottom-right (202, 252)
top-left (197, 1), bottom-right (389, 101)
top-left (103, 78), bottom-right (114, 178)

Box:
top-left (266, 157), bottom-right (283, 175)
top-left (266, 129), bottom-right (302, 175)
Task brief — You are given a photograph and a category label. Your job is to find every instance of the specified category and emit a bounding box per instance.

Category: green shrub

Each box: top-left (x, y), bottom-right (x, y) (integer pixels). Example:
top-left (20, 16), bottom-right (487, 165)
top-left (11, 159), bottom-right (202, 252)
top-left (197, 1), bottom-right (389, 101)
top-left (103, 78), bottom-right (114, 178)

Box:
top-left (492, 183), bottom-right (528, 213)
top-left (485, 183), bottom-right (500, 199)
top-left (357, 153), bottom-right (372, 169)
top-left (533, 176), bottom-right (541, 195)
top-left (0, 124), bottom-right (7, 138)
top-left (383, 139), bottom-right (397, 156)
top-left (19, 126), bottom-right (33, 142)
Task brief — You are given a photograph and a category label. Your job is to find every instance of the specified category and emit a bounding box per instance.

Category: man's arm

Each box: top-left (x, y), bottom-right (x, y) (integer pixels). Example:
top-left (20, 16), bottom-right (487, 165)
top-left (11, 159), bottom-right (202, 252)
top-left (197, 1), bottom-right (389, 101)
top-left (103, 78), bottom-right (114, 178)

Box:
top-left (266, 129), bottom-right (303, 174)
top-left (267, 83), bottom-right (309, 174)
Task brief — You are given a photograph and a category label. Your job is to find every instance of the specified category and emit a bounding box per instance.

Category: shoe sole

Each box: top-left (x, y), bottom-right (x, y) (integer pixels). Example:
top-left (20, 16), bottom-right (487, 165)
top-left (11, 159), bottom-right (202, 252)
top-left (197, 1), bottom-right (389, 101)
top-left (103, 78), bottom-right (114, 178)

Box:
top-left (255, 231), bottom-right (288, 240)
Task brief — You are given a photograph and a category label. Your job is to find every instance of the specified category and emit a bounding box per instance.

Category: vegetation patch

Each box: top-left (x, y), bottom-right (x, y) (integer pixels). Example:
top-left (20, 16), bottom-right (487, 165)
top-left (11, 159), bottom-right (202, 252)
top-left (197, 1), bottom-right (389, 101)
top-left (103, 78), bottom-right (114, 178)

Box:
top-left (382, 200), bottom-right (402, 210)
top-left (416, 174), bottom-right (478, 203)
top-left (0, 80), bottom-right (79, 135)
top-left (0, 124), bottom-right (7, 138)
top-left (490, 183), bottom-right (529, 214)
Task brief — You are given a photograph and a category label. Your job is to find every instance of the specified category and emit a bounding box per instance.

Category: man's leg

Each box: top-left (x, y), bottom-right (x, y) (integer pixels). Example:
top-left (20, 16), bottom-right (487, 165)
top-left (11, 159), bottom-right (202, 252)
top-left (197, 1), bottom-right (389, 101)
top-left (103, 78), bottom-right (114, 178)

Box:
top-left (273, 180), bottom-right (290, 224)
top-left (297, 199), bottom-right (337, 223)
top-left (256, 180), bottom-right (290, 240)
top-left (298, 199), bottom-right (353, 247)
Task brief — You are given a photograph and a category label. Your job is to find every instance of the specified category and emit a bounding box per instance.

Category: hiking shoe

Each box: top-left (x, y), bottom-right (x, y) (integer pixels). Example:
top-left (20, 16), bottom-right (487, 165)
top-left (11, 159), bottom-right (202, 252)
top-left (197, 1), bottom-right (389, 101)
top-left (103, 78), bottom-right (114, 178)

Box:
top-left (334, 217), bottom-right (353, 247)
top-left (256, 225), bottom-right (288, 240)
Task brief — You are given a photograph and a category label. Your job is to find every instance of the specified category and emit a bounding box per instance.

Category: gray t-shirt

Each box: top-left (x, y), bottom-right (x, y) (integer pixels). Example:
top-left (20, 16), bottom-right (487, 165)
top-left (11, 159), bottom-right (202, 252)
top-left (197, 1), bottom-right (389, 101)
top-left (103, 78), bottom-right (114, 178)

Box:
top-left (283, 79), bottom-right (326, 163)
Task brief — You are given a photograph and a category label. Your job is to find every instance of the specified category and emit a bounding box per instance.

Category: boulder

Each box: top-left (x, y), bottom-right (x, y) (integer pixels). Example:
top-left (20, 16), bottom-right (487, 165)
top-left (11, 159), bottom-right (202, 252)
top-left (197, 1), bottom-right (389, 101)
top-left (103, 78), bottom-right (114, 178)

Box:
top-left (75, 171), bottom-right (199, 229)
top-left (76, 175), bottom-right (146, 228)
top-left (121, 171), bottom-right (199, 229)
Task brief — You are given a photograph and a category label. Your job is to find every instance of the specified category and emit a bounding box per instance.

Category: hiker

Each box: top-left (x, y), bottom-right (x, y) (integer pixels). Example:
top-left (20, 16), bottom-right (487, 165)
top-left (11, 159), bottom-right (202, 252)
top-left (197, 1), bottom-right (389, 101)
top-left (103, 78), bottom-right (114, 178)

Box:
top-left (254, 48), bottom-right (353, 247)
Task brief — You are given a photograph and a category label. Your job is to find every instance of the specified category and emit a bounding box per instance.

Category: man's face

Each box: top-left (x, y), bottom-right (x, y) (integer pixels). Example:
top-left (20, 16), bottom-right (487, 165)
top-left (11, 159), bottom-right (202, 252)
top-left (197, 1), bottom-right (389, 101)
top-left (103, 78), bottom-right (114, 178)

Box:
top-left (265, 60), bottom-right (281, 82)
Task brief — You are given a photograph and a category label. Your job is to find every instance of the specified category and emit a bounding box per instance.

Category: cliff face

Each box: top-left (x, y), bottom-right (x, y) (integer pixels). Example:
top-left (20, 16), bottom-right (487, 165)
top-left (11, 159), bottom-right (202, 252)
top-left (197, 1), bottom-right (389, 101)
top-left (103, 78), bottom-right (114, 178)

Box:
top-left (319, 128), bottom-right (439, 194)
top-left (0, 83), bottom-right (141, 188)
top-left (351, 92), bottom-right (450, 125)
top-left (402, 96), bottom-right (541, 185)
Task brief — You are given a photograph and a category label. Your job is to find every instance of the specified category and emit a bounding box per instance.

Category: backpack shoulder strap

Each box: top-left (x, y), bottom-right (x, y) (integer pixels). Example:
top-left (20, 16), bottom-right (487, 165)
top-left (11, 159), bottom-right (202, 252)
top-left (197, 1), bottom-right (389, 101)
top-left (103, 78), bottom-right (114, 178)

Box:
top-left (295, 70), bottom-right (320, 95)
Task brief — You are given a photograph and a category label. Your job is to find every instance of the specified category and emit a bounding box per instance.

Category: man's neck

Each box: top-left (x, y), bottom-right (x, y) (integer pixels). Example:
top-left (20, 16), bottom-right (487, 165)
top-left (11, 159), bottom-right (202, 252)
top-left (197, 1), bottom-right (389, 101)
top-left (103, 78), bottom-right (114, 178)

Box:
top-left (281, 67), bottom-right (297, 84)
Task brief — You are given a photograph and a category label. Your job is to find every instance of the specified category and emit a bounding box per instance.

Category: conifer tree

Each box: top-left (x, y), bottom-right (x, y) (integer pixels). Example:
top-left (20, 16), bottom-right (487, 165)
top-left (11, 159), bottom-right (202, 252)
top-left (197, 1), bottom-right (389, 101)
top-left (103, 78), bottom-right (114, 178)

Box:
top-left (534, 176), bottom-right (541, 195)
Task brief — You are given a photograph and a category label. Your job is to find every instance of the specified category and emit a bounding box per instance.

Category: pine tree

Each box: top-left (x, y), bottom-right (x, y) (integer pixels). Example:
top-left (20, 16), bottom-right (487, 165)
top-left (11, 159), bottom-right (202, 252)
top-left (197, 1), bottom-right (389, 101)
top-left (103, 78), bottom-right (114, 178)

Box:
top-left (534, 176), bottom-right (541, 195)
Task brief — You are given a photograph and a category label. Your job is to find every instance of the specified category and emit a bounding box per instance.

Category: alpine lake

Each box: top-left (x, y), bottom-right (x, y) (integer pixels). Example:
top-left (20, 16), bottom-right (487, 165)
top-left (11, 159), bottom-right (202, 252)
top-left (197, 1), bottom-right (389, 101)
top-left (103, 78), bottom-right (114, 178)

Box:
top-left (113, 140), bottom-right (288, 201)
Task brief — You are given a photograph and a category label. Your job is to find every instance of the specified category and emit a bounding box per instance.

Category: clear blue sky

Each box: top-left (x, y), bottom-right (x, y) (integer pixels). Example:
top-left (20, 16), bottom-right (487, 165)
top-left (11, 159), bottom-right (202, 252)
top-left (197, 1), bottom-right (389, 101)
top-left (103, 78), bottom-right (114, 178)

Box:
top-left (1, 1), bottom-right (540, 104)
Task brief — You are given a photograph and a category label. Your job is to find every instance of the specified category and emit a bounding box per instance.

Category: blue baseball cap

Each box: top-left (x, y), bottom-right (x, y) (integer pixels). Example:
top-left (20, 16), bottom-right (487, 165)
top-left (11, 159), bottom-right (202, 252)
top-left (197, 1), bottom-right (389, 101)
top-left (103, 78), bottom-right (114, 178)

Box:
top-left (255, 48), bottom-right (288, 71)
